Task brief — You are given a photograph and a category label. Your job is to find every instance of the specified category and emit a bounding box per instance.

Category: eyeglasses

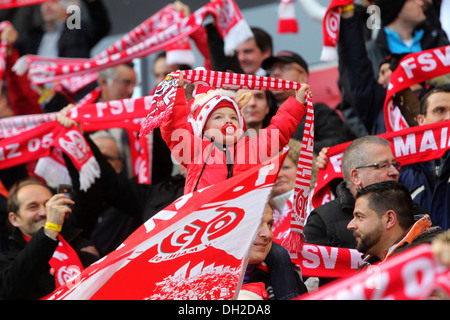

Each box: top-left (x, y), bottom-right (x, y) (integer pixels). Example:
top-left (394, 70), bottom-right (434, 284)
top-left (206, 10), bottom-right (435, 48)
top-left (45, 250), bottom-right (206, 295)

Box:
top-left (356, 160), bottom-right (401, 171)
top-left (114, 79), bottom-right (139, 88)
top-left (268, 64), bottom-right (305, 75)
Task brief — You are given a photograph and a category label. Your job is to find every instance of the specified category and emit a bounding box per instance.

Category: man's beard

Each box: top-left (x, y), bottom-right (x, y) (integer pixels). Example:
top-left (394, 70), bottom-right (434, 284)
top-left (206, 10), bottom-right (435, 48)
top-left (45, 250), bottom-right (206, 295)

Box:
top-left (355, 226), bottom-right (383, 255)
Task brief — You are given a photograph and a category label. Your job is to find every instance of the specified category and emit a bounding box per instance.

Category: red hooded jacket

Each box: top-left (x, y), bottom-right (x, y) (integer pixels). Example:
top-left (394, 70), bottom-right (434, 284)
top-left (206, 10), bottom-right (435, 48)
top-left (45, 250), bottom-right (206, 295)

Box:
top-left (161, 87), bottom-right (307, 194)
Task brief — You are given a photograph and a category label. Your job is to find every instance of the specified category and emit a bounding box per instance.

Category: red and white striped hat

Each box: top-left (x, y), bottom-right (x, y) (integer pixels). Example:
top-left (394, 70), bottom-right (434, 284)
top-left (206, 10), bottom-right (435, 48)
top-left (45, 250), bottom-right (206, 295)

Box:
top-left (187, 89), bottom-right (246, 138)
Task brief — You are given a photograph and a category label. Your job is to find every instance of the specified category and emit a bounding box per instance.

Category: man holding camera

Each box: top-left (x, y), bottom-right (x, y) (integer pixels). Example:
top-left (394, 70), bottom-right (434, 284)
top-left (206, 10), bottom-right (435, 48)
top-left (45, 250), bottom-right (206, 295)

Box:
top-left (0, 178), bottom-right (99, 299)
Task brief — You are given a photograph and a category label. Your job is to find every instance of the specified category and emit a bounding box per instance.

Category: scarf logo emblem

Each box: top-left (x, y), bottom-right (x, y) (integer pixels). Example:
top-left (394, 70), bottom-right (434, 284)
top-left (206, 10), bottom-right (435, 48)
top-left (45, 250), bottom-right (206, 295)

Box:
top-left (152, 207), bottom-right (245, 262)
top-left (58, 130), bottom-right (89, 163)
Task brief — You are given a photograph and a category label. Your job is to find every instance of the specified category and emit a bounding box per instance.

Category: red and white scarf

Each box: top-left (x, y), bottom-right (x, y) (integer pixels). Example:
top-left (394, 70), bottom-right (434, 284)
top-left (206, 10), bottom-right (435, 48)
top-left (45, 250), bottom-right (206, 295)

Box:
top-left (312, 120), bottom-right (450, 208)
top-left (140, 69), bottom-right (308, 137)
top-left (320, 0), bottom-right (354, 61)
top-left (384, 45), bottom-right (450, 132)
top-left (23, 233), bottom-right (84, 289)
top-left (283, 97), bottom-right (314, 253)
top-left (140, 69), bottom-right (314, 254)
top-left (0, 121), bottom-right (99, 190)
top-left (299, 244), bottom-right (450, 300)
top-left (39, 4), bottom-right (184, 94)
top-left (278, 0), bottom-right (299, 34)
top-left (0, 95), bottom-right (154, 185)
top-left (14, 0), bottom-right (253, 87)
top-left (0, 0), bottom-right (50, 9)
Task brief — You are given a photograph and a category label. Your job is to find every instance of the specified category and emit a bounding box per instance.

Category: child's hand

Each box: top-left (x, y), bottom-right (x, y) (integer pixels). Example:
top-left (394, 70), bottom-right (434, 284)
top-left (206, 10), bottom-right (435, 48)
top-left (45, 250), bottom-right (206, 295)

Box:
top-left (295, 84), bottom-right (312, 105)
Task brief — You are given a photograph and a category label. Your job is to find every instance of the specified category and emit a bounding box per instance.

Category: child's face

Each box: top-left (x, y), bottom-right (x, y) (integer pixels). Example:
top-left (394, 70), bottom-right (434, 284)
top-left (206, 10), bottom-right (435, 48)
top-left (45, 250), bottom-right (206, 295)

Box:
top-left (204, 107), bottom-right (241, 145)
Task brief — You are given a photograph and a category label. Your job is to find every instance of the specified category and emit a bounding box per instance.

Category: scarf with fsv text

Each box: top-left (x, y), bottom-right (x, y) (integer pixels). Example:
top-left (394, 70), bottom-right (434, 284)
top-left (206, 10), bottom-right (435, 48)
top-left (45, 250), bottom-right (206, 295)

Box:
top-left (384, 45), bottom-right (450, 132)
top-left (312, 119), bottom-right (450, 208)
top-left (0, 95), bottom-right (155, 187)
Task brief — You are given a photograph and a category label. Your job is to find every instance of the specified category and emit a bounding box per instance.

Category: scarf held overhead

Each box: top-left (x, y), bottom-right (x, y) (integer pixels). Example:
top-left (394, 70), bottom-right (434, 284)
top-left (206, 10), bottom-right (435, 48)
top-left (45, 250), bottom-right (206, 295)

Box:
top-left (320, 0), bottom-right (354, 61)
top-left (0, 95), bottom-right (154, 184)
top-left (278, 0), bottom-right (299, 34)
top-left (140, 69), bottom-right (314, 254)
top-left (0, 21), bottom-right (12, 96)
top-left (384, 45), bottom-right (450, 132)
top-left (0, 121), bottom-right (99, 191)
top-left (14, 0), bottom-right (253, 86)
top-left (312, 120), bottom-right (450, 208)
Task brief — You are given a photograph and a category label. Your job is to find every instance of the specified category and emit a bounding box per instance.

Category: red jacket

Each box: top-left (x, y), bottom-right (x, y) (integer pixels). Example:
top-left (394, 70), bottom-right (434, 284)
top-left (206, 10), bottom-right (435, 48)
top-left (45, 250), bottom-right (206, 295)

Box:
top-left (161, 88), bottom-right (306, 194)
top-left (5, 48), bottom-right (41, 116)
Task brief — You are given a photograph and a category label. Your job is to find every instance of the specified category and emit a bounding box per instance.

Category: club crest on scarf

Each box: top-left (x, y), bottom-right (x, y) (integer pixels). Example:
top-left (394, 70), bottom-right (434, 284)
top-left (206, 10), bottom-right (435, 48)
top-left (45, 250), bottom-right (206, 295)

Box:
top-left (58, 129), bottom-right (90, 164)
top-left (57, 265), bottom-right (82, 288)
top-left (155, 206), bottom-right (244, 262)
top-left (140, 74), bottom-right (179, 139)
top-left (215, 0), bottom-right (236, 35)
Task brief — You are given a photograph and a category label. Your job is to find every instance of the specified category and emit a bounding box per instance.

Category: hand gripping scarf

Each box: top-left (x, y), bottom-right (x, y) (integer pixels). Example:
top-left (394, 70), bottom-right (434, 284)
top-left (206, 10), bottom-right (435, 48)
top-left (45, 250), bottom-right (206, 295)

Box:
top-left (312, 119), bottom-right (450, 208)
top-left (140, 69), bottom-right (314, 254)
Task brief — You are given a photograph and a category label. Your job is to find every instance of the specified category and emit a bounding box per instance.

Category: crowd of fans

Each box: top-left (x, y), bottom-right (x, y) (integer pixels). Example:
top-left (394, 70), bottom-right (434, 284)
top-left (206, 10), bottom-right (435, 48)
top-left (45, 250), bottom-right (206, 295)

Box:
top-left (0, 0), bottom-right (449, 300)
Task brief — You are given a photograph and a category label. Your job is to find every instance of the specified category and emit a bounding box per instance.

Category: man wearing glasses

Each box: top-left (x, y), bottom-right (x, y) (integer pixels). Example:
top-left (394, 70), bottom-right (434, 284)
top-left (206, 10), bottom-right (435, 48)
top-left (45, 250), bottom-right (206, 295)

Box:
top-left (262, 51), bottom-right (355, 154)
top-left (303, 135), bottom-right (429, 286)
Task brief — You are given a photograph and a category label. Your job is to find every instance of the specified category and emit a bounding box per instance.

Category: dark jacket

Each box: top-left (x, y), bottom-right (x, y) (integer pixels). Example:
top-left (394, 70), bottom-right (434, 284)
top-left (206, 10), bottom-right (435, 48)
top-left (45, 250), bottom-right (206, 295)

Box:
top-left (0, 226), bottom-right (98, 300)
top-left (399, 151), bottom-right (450, 231)
top-left (304, 181), bottom-right (356, 248)
top-left (338, 14), bottom-right (387, 135)
top-left (366, 19), bottom-right (449, 76)
top-left (16, 0), bottom-right (110, 58)
top-left (361, 214), bottom-right (442, 267)
top-left (292, 103), bottom-right (356, 154)
top-left (304, 181), bottom-right (431, 249)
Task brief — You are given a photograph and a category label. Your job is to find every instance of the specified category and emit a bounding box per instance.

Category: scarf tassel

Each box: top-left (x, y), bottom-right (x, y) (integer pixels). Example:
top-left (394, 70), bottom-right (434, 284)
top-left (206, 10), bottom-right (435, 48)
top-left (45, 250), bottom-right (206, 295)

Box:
top-left (320, 46), bottom-right (338, 62)
top-left (282, 223), bottom-right (305, 253)
top-left (278, 0), bottom-right (299, 34)
top-left (77, 156), bottom-right (101, 192)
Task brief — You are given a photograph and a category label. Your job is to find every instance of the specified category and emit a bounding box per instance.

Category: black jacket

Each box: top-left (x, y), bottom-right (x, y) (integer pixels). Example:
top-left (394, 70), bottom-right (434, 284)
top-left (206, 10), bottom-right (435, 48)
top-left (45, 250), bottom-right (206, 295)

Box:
top-left (292, 102), bottom-right (356, 154)
top-left (366, 19), bottom-right (449, 76)
top-left (338, 15), bottom-right (387, 135)
top-left (0, 226), bottom-right (98, 300)
top-left (304, 181), bottom-right (431, 249)
top-left (304, 181), bottom-right (356, 248)
top-left (246, 242), bottom-right (307, 300)
top-left (16, 0), bottom-right (110, 58)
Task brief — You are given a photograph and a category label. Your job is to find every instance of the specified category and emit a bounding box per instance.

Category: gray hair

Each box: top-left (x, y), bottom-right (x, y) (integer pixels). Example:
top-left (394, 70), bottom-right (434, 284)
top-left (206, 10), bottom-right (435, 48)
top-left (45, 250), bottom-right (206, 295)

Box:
top-left (342, 136), bottom-right (390, 188)
top-left (98, 62), bottom-right (135, 85)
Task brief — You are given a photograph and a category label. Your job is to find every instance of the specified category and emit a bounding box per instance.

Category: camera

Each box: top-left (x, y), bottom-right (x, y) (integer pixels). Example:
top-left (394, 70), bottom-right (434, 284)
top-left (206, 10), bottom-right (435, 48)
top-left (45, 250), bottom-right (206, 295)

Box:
top-left (57, 184), bottom-right (73, 200)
